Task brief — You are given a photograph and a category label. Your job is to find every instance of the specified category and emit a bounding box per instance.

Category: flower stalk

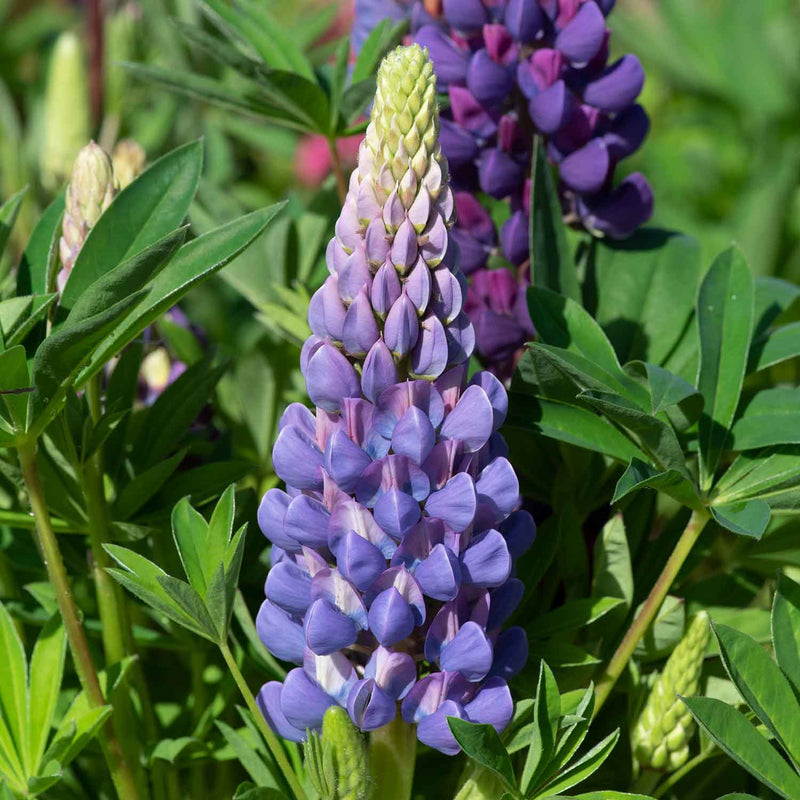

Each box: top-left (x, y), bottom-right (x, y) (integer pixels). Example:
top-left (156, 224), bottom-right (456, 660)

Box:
top-left (369, 716), bottom-right (416, 800)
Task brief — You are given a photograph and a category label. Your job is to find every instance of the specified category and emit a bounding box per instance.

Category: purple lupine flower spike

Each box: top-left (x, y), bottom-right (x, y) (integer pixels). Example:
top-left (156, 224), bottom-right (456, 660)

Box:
top-left (257, 46), bottom-right (531, 757)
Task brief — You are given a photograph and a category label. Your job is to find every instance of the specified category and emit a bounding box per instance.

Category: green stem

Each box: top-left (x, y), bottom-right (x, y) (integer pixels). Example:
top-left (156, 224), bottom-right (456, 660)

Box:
top-left (190, 648), bottom-right (207, 800)
top-left (653, 748), bottom-right (718, 799)
top-left (631, 769), bottom-right (661, 796)
top-left (593, 508), bottom-right (711, 717)
top-left (219, 641), bottom-right (307, 800)
top-left (18, 440), bottom-right (140, 800)
top-left (453, 764), bottom-right (505, 800)
top-left (0, 509), bottom-right (82, 533)
top-left (369, 715), bottom-right (416, 800)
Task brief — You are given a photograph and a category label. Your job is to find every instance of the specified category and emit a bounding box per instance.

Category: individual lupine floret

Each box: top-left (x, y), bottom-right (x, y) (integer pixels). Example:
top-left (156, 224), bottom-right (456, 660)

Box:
top-left (58, 141), bottom-right (118, 291)
top-left (112, 139), bottom-right (147, 189)
top-left (632, 611), bottom-right (711, 771)
top-left (307, 44), bottom-right (474, 381)
top-left (256, 364), bottom-right (534, 754)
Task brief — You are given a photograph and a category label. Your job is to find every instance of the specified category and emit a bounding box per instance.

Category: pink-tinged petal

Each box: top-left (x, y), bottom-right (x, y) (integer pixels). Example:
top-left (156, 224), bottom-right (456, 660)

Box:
top-left (475, 457), bottom-right (519, 527)
top-left (410, 314), bottom-right (449, 380)
top-left (365, 647), bottom-right (417, 699)
top-left (414, 543), bottom-right (461, 601)
top-left (311, 568), bottom-right (369, 629)
top-left (417, 701), bottom-right (464, 755)
top-left (301, 336), bottom-right (325, 377)
top-left (414, 26), bottom-right (470, 86)
top-left (425, 472), bottom-right (477, 531)
top-left (371, 260), bottom-right (402, 317)
top-left (333, 530), bottom-right (387, 591)
top-left (374, 488), bottom-right (422, 539)
top-left (366, 566), bottom-right (426, 625)
top-left (422, 439), bottom-right (459, 491)
top-left (304, 598), bottom-right (358, 655)
top-left (401, 671), bottom-right (472, 723)
top-left (329, 499), bottom-right (396, 559)
top-left (440, 385), bottom-right (494, 453)
top-left (368, 587), bottom-right (416, 646)
top-left (284, 494), bottom-right (330, 549)
top-left (265, 561), bottom-right (312, 615)
top-left (436, 365), bottom-right (468, 415)
top-left (357, 455), bottom-right (431, 507)
top-left (257, 682), bottom-right (306, 742)
top-left (272, 426), bottom-right (323, 491)
top-left (460, 530), bottom-right (512, 587)
top-left (440, 620), bottom-right (493, 681)
top-left (348, 679), bottom-right (397, 731)
top-left (256, 600), bottom-right (304, 663)
top-left (362, 339), bottom-right (398, 404)
top-left (305, 344), bottom-right (361, 413)
top-left (487, 578), bottom-right (524, 630)
top-left (258, 488), bottom-right (297, 551)
top-left (488, 627), bottom-right (528, 681)
top-left (392, 406), bottom-right (436, 466)
top-left (500, 510), bottom-right (536, 560)
top-left (304, 649), bottom-right (357, 705)
top-left (375, 381), bottom-right (445, 439)
top-left (323, 430), bottom-right (372, 494)
top-left (464, 676), bottom-right (513, 732)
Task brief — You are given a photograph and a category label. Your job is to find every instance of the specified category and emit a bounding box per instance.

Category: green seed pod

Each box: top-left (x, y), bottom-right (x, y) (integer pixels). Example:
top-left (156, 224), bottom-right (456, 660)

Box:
top-left (41, 32), bottom-right (91, 191)
top-left (632, 611), bottom-right (711, 772)
top-left (58, 142), bottom-right (117, 289)
top-left (112, 139), bottom-right (146, 189)
top-left (306, 706), bottom-right (372, 800)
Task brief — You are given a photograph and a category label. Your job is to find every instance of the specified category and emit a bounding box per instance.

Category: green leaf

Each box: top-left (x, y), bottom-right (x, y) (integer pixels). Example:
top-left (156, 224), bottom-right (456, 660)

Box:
top-left (531, 598), bottom-right (624, 638)
top-left (749, 322), bottom-right (800, 372)
top-left (710, 499), bottom-right (770, 539)
top-left (0, 187), bottom-right (26, 260)
top-left (731, 388), bottom-right (800, 450)
top-left (79, 203), bottom-right (284, 386)
top-left (5, 295), bottom-right (57, 349)
top-left (351, 18), bottom-right (408, 84)
top-left (0, 345), bottom-right (30, 433)
top-left (171, 495), bottom-right (209, 595)
top-left (26, 615), bottom-right (66, 774)
top-left (149, 737), bottom-right (202, 764)
top-left (505, 394), bottom-right (647, 464)
top-left (157, 575), bottom-right (218, 640)
top-left (232, 784), bottom-right (286, 800)
top-left (0, 602), bottom-right (26, 776)
top-left (17, 192), bottom-right (64, 295)
top-left (773, 574), bottom-right (800, 698)
top-left (62, 141), bottom-right (203, 308)
top-left (594, 230), bottom-right (702, 365)
top-left (112, 450), bottom-right (186, 520)
top-left (713, 447), bottom-right (800, 507)
top-left (714, 623), bottom-right (800, 764)
top-left (624, 361), bottom-right (703, 431)
top-left (521, 662), bottom-right (560, 795)
top-left (697, 246), bottom-right (755, 489)
top-left (530, 140), bottom-right (579, 302)
top-left (753, 277), bottom-right (800, 340)
top-left (215, 720), bottom-right (274, 787)
top-left (592, 514), bottom-right (633, 608)
top-left (447, 718), bottom-right (518, 795)
top-left (613, 458), bottom-right (700, 509)
top-left (44, 706), bottom-right (113, 770)
top-left (683, 696), bottom-right (800, 800)
top-left (534, 729), bottom-right (620, 798)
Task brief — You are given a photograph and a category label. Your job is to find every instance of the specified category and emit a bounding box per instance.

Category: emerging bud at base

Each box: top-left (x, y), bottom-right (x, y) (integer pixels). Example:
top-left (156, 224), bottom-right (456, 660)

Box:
top-left (632, 611), bottom-right (710, 772)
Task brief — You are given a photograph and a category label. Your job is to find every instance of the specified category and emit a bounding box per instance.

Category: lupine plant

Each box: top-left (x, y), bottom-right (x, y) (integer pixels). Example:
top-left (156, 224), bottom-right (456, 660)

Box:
top-left (2, 2), bottom-right (800, 800)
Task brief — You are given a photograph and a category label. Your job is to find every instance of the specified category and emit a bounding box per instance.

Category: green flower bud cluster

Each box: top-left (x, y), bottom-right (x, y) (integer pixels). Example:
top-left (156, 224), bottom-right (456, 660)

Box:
top-left (112, 139), bottom-right (147, 190)
top-left (41, 32), bottom-right (91, 191)
top-left (632, 611), bottom-right (711, 771)
top-left (364, 44), bottom-right (447, 196)
top-left (305, 706), bottom-right (373, 800)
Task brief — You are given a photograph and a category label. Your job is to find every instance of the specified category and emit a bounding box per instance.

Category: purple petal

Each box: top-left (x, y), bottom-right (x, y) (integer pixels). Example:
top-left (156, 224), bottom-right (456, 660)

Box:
top-left (272, 426), bottom-right (323, 491)
top-left (440, 385), bottom-right (494, 453)
top-left (445, 312), bottom-right (476, 365)
top-left (333, 530), bottom-right (387, 591)
top-left (342, 287), bottom-right (380, 357)
top-left (420, 213), bottom-right (449, 267)
top-left (365, 217), bottom-right (390, 266)
top-left (311, 568), bottom-right (368, 628)
top-left (431, 266), bottom-right (464, 324)
top-left (256, 600), bottom-right (305, 663)
top-left (559, 137), bottom-right (610, 194)
top-left (417, 701), bottom-right (464, 755)
top-left (529, 80), bottom-right (573, 134)
top-left (439, 119), bottom-right (479, 169)
top-left (500, 510), bottom-right (536, 560)
top-left (339, 247), bottom-right (372, 302)
top-left (410, 314), bottom-right (449, 380)
top-left (468, 49), bottom-right (514, 107)
top-left (500, 210), bottom-right (530, 266)
top-left (391, 219), bottom-right (419, 274)
top-left (305, 344), bottom-right (361, 413)
top-left (258, 488), bottom-right (297, 551)
top-left (392, 406), bottom-right (436, 466)
top-left (280, 668), bottom-right (335, 730)
top-left (284, 494), bottom-right (330, 549)
top-left (414, 26), bottom-right (470, 86)
top-left (324, 430), bottom-right (372, 494)
top-left (357, 454), bottom-right (431, 507)
top-left (329, 499), bottom-right (396, 559)
top-left (583, 54), bottom-right (645, 112)
top-left (304, 598), bottom-right (358, 655)
top-left (469, 372), bottom-right (509, 431)
top-left (488, 627), bottom-right (528, 681)
top-left (487, 578), bottom-right (524, 629)
top-left (362, 339), bottom-right (398, 404)
top-left (449, 86), bottom-right (498, 138)
top-left (365, 647), bottom-right (416, 699)
top-left (603, 104), bottom-right (649, 161)
top-left (301, 336), bottom-right (325, 377)
top-left (475, 457), bottom-right (519, 527)
top-left (366, 566), bottom-right (426, 625)
top-left (348, 679), bottom-right (397, 731)
top-left (401, 671), bottom-right (472, 723)
top-left (461, 530), bottom-right (512, 587)
top-left (414, 543), bottom-right (461, 601)
top-left (374, 488), bottom-right (422, 539)
top-left (443, 0), bottom-right (487, 32)
top-left (505, 0), bottom-right (543, 42)
top-left (406, 258), bottom-right (432, 315)
top-left (478, 148), bottom-right (524, 199)
top-left (425, 472), bottom-right (477, 532)
top-left (368, 587), bottom-right (416, 646)
top-left (577, 172), bottom-right (653, 238)
top-left (308, 276), bottom-right (346, 341)
top-left (258, 682), bottom-right (306, 742)
top-left (464, 676), bottom-right (513, 732)
top-left (440, 620), bottom-right (494, 681)
top-left (384, 292), bottom-right (420, 357)
top-left (555, 1), bottom-right (606, 64)
top-left (265, 561), bottom-right (312, 615)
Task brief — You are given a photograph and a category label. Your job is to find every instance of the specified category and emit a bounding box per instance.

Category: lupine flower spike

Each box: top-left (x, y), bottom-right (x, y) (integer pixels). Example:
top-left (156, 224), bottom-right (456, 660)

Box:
top-left (257, 44), bottom-right (534, 757)
top-left (58, 141), bottom-right (118, 291)
top-left (632, 611), bottom-right (710, 772)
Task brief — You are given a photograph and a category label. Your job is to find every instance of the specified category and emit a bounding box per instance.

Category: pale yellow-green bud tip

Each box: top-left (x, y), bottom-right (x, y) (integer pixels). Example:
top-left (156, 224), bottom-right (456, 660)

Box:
top-left (632, 611), bottom-right (711, 772)
top-left (112, 139), bottom-right (147, 189)
top-left (41, 32), bottom-right (91, 191)
top-left (58, 142), bottom-right (118, 288)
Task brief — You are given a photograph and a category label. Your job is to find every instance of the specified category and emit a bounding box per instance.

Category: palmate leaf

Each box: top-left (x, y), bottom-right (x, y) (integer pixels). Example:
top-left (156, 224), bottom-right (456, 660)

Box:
top-left (521, 662), bottom-right (560, 794)
top-left (731, 388), bottom-right (800, 450)
top-left (447, 719), bottom-right (518, 796)
top-left (772, 574), bottom-right (800, 698)
top-left (710, 500), bottom-right (770, 539)
top-left (713, 447), bottom-right (800, 508)
top-left (749, 321), bottom-right (800, 372)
